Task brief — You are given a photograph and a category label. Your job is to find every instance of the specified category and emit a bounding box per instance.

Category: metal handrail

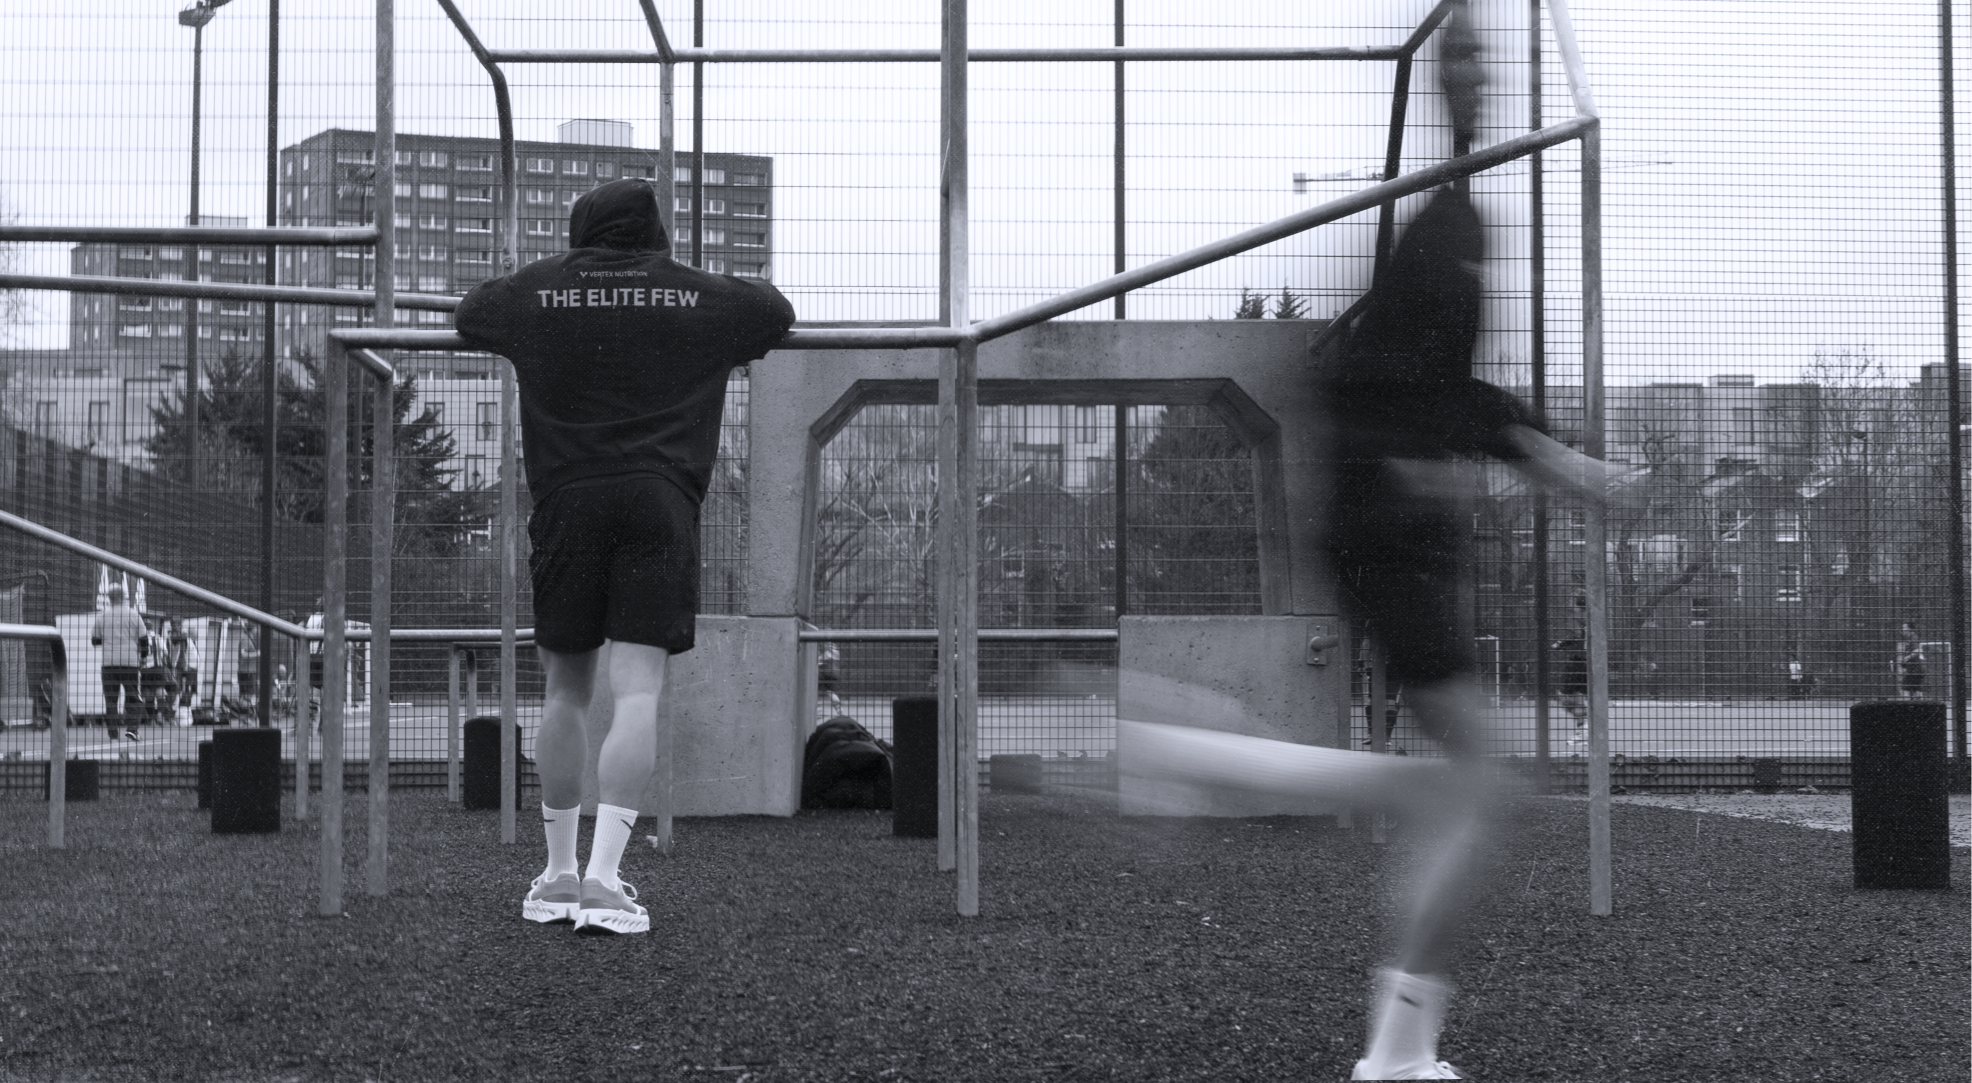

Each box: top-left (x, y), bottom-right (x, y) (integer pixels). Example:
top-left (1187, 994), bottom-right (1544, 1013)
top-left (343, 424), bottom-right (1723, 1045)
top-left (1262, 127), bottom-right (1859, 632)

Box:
top-left (0, 225), bottom-right (378, 246)
top-left (484, 46), bottom-right (1408, 64)
top-left (0, 272), bottom-right (458, 311)
top-left (328, 325), bottom-right (972, 351)
top-left (798, 628), bottom-right (1118, 642)
top-left (1, 623), bottom-right (69, 848)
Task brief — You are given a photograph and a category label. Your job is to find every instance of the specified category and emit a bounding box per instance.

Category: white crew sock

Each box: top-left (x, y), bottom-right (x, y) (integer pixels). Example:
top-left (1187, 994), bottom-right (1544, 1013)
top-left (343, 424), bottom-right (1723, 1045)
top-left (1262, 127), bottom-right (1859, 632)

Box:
top-left (541, 803), bottom-right (581, 879)
top-left (585, 803), bottom-right (639, 889)
top-left (1361, 968), bottom-right (1451, 1076)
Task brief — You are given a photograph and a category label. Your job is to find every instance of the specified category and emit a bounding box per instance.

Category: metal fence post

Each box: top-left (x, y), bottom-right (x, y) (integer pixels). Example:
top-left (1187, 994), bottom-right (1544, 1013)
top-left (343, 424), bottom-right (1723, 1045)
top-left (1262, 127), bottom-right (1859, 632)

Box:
top-left (320, 337), bottom-right (350, 918)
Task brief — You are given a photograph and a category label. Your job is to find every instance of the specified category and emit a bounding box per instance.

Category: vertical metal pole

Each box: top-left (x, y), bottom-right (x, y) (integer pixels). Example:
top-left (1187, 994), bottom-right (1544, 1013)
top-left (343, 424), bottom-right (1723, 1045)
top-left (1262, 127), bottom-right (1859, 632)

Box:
top-left (1529, 0), bottom-right (1550, 793)
top-left (46, 639), bottom-right (66, 848)
top-left (294, 630), bottom-right (309, 819)
top-left (936, 0), bottom-right (979, 916)
top-left (1114, 405), bottom-right (1128, 619)
top-left (186, 22), bottom-right (204, 492)
top-left (320, 340), bottom-right (350, 918)
top-left (261, 0), bottom-right (280, 734)
top-left (367, 0), bottom-right (396, 899)
top-left (498, 372), bottom-right (518, 845)
top-left (1112, 0), bottom-right (1125, 319)
top-left (660, 62), bottom-right (676, 242)
top-left (691, 0), bottom-right (705, 268)
top-left (446, 645), bottom-right (460, 804)
top-left (1368, 637), bottom-right (1387, 844)
top-left (1581, 122), bottom-right (1611, 918)
top-left (1941, 0), bottom-right (1968, 766)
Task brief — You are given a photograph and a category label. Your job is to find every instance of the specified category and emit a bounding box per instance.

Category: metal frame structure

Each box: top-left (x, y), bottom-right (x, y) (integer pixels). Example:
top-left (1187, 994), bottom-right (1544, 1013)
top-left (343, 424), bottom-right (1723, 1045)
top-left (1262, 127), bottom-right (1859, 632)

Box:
top-left (1, 1), bottom-right (1626, 920)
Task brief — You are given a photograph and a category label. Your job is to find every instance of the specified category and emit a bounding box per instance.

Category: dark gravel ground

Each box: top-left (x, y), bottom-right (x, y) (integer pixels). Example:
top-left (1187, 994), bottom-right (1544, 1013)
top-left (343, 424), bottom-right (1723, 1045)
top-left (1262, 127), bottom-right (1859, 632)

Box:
top-left (0, 789), bottom-right (1964, 1083)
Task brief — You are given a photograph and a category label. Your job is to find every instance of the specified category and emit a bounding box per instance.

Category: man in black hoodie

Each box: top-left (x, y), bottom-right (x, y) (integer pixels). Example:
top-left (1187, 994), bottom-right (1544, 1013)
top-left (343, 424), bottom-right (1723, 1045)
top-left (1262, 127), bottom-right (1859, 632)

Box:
top-left (456, 178), bottom-right (795, 935)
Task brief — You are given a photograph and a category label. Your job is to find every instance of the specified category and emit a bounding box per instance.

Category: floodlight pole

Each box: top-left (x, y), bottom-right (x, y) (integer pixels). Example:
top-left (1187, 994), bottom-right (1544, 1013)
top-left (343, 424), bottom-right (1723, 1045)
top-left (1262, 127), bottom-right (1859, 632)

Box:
top-left (366, 0), bottom-right (396, 898)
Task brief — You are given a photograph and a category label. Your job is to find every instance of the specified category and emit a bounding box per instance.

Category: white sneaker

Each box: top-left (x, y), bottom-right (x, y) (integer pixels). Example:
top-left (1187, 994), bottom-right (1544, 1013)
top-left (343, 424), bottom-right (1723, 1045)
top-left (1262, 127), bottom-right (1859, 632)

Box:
top-left (1352, 1059), bottom-right (1462, 1079)
top-left (522, 872), bottom-right (580, 924)
top-left (573, 877), bottom-right (649, 935)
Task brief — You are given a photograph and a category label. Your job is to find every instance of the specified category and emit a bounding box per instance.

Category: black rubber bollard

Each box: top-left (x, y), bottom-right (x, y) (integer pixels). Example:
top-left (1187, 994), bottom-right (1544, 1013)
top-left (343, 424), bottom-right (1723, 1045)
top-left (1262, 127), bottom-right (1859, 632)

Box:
top-left (991, 753), bottom-right (1044, 794)
top-left (198, 740), bottom-right (215, 809)
top-left (212, 728), bottom-right (282, 834)
top-left (43, 759), bottom-right (99, 802)
top-left (462, 716), bottom-right (523, 811)
top-left (1850, 700), bottom-right (1950, 889)
top-left (892, 696), bottom-right (938, 838)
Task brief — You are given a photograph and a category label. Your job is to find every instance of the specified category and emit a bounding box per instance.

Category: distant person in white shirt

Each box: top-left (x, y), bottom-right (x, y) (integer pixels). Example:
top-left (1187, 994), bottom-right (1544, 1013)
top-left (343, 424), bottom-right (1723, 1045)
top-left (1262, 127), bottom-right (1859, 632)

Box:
top-left (89, 584), bottom-right (146, 741)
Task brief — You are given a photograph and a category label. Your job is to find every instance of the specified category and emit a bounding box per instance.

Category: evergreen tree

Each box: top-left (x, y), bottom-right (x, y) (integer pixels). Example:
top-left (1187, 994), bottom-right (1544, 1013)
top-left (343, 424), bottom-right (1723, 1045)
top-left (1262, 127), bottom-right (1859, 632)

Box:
top-left (1271, 284), bottom-right (1306, 320)
top-left (1232, 289), bottom-right (1266, 320)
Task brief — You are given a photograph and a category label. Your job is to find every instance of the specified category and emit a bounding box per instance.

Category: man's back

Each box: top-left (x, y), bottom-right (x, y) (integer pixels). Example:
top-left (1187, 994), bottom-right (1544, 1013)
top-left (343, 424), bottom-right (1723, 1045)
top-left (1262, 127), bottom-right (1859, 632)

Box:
top-left (90, 604), bottom-right (146, 668)
top-left (454, 179), bottom-right (795, 503)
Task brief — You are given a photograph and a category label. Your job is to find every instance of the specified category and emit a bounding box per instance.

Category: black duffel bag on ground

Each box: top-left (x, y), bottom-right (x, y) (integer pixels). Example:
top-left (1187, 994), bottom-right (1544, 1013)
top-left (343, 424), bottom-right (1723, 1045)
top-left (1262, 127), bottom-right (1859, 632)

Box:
top-left (801, 717), bottom-right (894, 810)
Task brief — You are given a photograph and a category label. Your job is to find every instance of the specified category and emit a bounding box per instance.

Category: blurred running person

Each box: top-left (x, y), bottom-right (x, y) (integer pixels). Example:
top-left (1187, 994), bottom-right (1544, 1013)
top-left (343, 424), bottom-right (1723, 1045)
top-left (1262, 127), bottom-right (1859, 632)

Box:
top-left (1552, 638), bottom-right (1589, 748)
top-left (456, 177), bottom-right (795, 935)
top-left (89, 583), bottom-right (146, 742)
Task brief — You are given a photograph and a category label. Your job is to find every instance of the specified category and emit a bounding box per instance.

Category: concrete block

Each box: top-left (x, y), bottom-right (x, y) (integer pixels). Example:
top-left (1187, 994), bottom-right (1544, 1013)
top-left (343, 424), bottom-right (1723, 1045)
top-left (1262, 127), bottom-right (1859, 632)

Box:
top-left (1118, 614), bottom-right (1344, 817)
top-left (580, 616), bottom-right (804, 818)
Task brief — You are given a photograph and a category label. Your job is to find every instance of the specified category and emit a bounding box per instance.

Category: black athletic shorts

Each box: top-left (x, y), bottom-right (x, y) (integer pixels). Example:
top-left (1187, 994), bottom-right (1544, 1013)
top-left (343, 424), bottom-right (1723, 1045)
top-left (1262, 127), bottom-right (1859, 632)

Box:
top-left (1334, 558), bottom-right (1473, 694)
top-left (528, 474), bottom-right (700, 655)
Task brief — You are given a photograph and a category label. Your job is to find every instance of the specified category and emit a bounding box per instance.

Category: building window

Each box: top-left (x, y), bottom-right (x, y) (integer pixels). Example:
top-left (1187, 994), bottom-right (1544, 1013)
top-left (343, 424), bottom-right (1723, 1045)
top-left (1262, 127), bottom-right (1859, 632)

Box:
top-left (118, 297), bottom-right (153, 311)
top-left (526, 188), bottom-right (555, 205)
top-left (731, 172), bottom-right (765, 187)
top-left (563, 160), bottom-right (588, 175)
top-left (217, 301), bottom-right (252, 315)
top-left (696, 227), bottom-right (726, 246)
top-left (394, 213), bottom-right (413, 228)
top-left (417, 275), bottom-right (449, 291)
top-left (457, 250), bottom-right (491, 264)
top-left (156, 323), bottom-right (183, 338)
top-left (1777, 564), bottom-right (1802, 603)
top-left (731, 201), bottom-right (767, 218)
top-left (156, 298), bottom-right (184, 312)
top-left (393, 150), bottom-right (413, 166)
top-left (704, 199), bottom-right (726, 215)
top-left (218, 250), bottom-right (251, 264)
top-left (526, 158), bottom-right (554, 174)
top-left (418, 245), bottom-right (448, 262)
top-left (595, 161), bottom-right (616, 178)
top-left (701, 168), bottom-right (725, 185)
top-left (419, 150), bottom-right (448, 168)
top-left (87, 402), bottom-right (110, 443)
top-left (1775, 511), bottom-right (1801, 544)
top-left (477, 402), bottom-right (499, 441)
top-left (157, 246), bottom-right (184, 260)
top-left (456, 154), bottom-right (493, 171)
top-left (733, 262), bottom-right (767, 279)
top-left (703, 258), bottom-right (726, 273)
top-left (393, 182), bottom-right (413, 199)
top-left (675, 197), bottom-right (691, 213)
top-left (732, 231), bottom-right (766, 248)
top-left (456, 218), bottom-right (492, 233)
top-left (1718, 507), bottom-right (1744, 542)
top-left (620, 164), bottom-right (651, 179)
top-left (419, 215), bottom-right (447, 230)
top-left (525, 219), bottom-right (555, 236)
top-left (337, 249), bottom-right (366, 260)
top-left (118, 324), bottom-right (153, 338)
top-left (419, 183), bottom-right (450, 199)
top-left (118, 246), bottom-right (153, 260)
top-left (455, 186), bottom-right (492, 202)
top-left (336, 149), bottom-right (374, 164)
top-left (33, 402), bottom-right (54, 436)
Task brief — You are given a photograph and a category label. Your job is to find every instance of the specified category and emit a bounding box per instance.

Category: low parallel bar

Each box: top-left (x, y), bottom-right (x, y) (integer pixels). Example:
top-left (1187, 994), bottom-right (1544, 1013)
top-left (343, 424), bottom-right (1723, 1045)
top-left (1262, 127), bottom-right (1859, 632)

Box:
top-left (0, 272), bottom-right (458, 311)
top-left (0, 624), bottom-right (66, 848)
top-left (0, 225), bottom-right (378, 246)
top-left (797, 628), bottom-right (1117, 642)
top-left (486, 45), bottom-right (1406, 64)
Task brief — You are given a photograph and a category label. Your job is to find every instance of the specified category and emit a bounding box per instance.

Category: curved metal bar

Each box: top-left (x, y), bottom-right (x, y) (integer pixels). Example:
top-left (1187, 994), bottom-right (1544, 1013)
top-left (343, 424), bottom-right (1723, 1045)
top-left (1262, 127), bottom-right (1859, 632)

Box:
top-left (0, 272), bottom-right (458, 311)
top-left (352, 348), bottom-right (396, 382)
top-left (635, 0), bottom-right (674, 63)
top-left (1546, 0), bottom-right (1600, 119)
top-left (967, 116), bottom-right (1596, 344)
top-left (0, 225), bottom-right (376, 246)
top-left (486, 45), bottom-right (1406, 64)
top-left (0, 509), bottom-right (310, 638)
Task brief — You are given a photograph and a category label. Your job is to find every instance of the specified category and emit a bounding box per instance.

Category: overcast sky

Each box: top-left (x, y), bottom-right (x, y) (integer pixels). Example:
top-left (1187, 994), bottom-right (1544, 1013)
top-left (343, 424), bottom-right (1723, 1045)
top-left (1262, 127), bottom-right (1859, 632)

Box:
top-left (1, 0), bottom-right (1966, 384)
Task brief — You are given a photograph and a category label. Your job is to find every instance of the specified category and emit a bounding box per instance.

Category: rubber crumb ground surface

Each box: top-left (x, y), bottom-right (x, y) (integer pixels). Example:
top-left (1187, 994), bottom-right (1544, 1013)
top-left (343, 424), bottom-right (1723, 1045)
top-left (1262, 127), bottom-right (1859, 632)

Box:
top-left (0, 789), bottom-right (1964, 1083)
top-left (1549, 793), bottom-right (1972, 848)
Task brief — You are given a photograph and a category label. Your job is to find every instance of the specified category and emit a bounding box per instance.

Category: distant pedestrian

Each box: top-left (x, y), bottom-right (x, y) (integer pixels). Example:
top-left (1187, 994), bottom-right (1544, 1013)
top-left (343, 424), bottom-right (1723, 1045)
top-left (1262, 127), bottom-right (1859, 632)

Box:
top-left (1552, 638), bottom-right (1589, 746)
top-left (1786, 653), bottom-right (1812, 700)
top-left (88, 583), bottom-right (145, 741)
top-left (817, 641), bottom-right (844, 714)
top-left (1895, 622), bottom-right (1926, 699)
top-left (237, 626), bottom-right (261, 703)
top-left (138, 624), bottom-right (176, 726)
top-left (167, 619), bottom-right (201, 723)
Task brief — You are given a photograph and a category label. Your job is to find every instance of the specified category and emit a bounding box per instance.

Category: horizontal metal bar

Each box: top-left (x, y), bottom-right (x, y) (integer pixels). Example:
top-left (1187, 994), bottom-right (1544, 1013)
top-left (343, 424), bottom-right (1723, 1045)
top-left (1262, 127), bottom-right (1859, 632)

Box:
top-left (0, 272), bottom-right (459, 311)
top-left (338, 627), bottom-right (535, 643)
top-left (330, 325), bottom-right (971, 352)
top-left (0, 225), bottom-right (379, 247)
top-left (0, 508), bottom-right (309, 638)
top-left (797, 628), bottom-right (1119, 642)
top-left (969, 116), bottom-right (1597, 343)
top-left (1547, 0), bottom-right (1601, 119)
top-left (0, 622), bottom-right (62, 643)
top-left (486, 45), bottom-right (1406, 64)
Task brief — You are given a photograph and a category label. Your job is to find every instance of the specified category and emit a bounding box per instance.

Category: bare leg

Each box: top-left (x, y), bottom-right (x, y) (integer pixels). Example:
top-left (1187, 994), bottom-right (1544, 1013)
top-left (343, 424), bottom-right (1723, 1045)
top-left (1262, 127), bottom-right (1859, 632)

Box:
top-left (534, 645), bottom-right (598, 811)
top-left (597, 641), bottom-right (669, 810)
top-left (1389, 673), bottom-right (1495, 977)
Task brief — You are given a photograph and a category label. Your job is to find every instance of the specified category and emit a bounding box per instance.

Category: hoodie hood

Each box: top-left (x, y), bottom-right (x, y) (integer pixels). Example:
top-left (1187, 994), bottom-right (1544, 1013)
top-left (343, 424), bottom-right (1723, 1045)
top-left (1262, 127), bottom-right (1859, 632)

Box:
top-left (569, 179), bottom-right (670, 253)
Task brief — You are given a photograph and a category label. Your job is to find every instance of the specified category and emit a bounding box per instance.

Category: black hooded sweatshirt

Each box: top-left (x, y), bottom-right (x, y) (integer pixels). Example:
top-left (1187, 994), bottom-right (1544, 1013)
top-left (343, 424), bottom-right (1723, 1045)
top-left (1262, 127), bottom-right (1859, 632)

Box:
top-left (454, 178), bottom-right (795, 503)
